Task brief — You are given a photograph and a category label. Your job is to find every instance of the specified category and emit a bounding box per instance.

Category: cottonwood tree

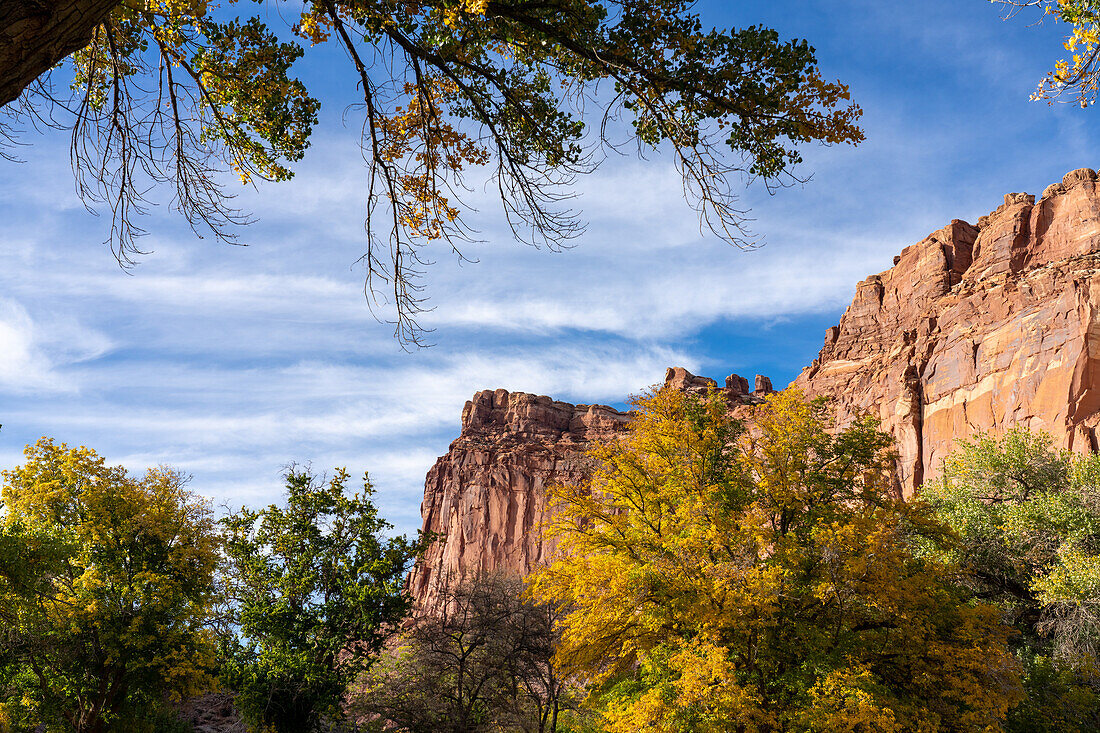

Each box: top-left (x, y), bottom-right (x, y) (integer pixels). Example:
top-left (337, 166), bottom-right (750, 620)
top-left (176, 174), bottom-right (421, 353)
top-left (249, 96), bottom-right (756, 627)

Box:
top-left (0, 438), bottom-right (220, 733)
top-left (1, 1), bottom-right (863, 344)
top-left (355, 572), bottom-right (581, 733)
top-left (926, 429), bottom-right (1100, 732)
top-left (529, 388), bottom-right (1022, 732)
top-left (219, 466), bottom-right (423, 733)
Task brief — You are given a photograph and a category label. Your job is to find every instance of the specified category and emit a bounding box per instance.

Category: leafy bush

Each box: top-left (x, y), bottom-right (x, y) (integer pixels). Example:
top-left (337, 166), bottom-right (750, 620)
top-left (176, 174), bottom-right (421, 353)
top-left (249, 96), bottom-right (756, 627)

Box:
top-left (149, 708), bottom-right (195, 733)
top-left (1002, 653), bottom-right (1100, 732)
top-left (927, 429), bottom-right (1100, 731)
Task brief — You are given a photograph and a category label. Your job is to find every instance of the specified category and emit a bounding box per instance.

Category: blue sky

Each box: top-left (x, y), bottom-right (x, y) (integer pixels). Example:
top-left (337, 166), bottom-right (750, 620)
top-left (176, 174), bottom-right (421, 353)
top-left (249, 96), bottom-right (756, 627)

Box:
top-left (0, 0), bottom-right (1093, 535)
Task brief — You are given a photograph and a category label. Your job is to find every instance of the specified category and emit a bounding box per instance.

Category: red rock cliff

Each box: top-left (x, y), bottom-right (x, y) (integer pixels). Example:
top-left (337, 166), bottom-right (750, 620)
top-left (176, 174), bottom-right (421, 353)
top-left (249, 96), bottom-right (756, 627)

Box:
top-left (406, 389), bottom-right (629, 609)
top-left (411, 168), bottom-right (1100, 607)
top-left (795, 168), bottom-right (1100, 496)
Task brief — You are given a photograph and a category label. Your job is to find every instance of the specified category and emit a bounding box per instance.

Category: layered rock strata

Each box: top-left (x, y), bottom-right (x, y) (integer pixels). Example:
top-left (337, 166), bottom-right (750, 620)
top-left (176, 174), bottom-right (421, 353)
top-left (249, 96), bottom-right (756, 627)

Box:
top-left (794, 168), bottom-right (1100, 495)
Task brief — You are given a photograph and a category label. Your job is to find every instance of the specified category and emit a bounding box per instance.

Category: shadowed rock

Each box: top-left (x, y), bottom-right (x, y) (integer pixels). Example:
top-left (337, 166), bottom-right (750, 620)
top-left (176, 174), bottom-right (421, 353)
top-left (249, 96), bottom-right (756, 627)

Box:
top-left (726, 373), bottom-right (750, 395)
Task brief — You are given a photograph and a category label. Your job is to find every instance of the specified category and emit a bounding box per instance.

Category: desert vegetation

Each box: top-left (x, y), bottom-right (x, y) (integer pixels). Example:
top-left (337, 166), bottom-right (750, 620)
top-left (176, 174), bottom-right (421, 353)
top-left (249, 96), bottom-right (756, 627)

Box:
top-left (3, 389), bottom-right (1100, 731)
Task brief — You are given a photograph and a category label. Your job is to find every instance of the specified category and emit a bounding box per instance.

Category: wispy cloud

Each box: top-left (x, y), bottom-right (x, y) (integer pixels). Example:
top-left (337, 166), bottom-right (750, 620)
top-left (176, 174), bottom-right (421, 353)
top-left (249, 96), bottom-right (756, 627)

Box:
top-left (0, 298), bottom-right (112, 393)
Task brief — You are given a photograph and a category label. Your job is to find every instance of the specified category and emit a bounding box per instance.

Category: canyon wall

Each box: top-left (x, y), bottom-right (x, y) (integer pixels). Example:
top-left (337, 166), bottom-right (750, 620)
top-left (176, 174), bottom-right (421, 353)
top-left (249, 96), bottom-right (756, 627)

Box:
top-left (408, 371), bottom-right (773, 610)
top-left (794, 168), bottom-right (1100, 495)
top-left (411, 168), bottom-right (1100, 607)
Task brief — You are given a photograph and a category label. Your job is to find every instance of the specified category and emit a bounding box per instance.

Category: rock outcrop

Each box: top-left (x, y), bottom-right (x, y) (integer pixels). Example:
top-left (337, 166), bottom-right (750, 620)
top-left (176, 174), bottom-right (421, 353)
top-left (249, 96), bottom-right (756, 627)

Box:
top-left (409, 370), bottom-right (774, 609)
top-left (795, 169), bottom-right (1100, 495)
top-left (407, 389), bottom-right (630, 610)
top-left (178, 693), bottom-right (246, 733)
top-left (411, 168), bottom-right (1100, 607)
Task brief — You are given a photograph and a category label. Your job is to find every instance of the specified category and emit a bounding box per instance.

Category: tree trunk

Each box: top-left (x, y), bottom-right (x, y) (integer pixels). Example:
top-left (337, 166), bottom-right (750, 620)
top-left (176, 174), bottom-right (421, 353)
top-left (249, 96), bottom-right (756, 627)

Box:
top-left (0, 0), bottom-right (120, 107)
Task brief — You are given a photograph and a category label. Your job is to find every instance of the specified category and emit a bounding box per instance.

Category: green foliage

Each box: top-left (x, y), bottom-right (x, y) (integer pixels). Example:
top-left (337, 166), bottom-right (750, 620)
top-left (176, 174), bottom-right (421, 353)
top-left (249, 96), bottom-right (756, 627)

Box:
top-left (924, 429), bottom-right (1100, 659)
top-left (925, 428), bottom-right (1100, 732)
top-left (220, 466), bottom-right (423, 733)
top-left (0, 438), bottom-right (220, 733)
top-left (149, 707), bottom-right (196, 733)
top-left (1005, 653), bottom-right (1100, 733)
top-left (531, 388), bottom-right (1021, 732)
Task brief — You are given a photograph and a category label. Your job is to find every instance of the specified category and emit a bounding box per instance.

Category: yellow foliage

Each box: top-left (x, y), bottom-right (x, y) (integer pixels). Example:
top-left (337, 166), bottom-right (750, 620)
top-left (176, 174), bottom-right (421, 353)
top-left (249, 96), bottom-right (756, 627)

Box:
top-left (529, 389), bottom-right (1022, 731)
top-left (0, 438), bottom-right (221, 727)
top-left (296, 10), bottom-right (333, 45)
top-left (799, 668), bottom-right (903, 733)
top-left (1023, 1), bottom-right (1100, 106)
top-left (376, 78), bottom-right (490, 241)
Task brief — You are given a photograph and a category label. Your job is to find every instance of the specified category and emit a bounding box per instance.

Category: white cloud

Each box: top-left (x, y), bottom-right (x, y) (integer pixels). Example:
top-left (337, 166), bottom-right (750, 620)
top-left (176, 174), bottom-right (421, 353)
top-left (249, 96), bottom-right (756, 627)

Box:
top-left (15, 343), bottom-right (690, 448)
top-left (0, 301), bottom-right (47, 386)
top-left (0, 299), bottom-right (111, 393)
top-left (422, 239), bottom-right (879, 339)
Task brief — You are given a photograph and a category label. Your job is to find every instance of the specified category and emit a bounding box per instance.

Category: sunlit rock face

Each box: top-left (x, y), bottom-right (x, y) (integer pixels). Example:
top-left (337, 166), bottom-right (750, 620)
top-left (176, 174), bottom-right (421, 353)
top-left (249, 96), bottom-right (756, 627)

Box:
top-left (406, 389), bottom-right (630, 611)
top-left (407, 370), bottom-right (772, 610)
top-left (411, 168), bottom-right (1100, 607)
top-left (796, 168), bottom-right (1100, 496)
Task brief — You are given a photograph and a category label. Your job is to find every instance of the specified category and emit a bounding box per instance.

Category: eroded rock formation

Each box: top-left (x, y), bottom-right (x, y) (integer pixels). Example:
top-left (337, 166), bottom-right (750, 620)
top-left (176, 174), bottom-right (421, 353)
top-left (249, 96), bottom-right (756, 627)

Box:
top-left (411, 168), bottom-right (1100, 607)
top-left (409, 370), bottom-right (772, 609)
top-left (406, 389), bottom-right (629, 610)
top-left (795, 167), bottom-right (1100, 496)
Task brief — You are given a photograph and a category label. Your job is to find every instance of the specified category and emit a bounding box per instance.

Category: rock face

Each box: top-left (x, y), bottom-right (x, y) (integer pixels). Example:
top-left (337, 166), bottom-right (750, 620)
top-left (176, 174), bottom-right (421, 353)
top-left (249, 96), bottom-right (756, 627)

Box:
top-left (411, 169), bottom-right (1100, 606)
top-left (409, 370), bottom-right (773, 609)
top-left (407, 389), bottom-right (630, 610)
top-left (795, 170), bottom-right (1100, 495)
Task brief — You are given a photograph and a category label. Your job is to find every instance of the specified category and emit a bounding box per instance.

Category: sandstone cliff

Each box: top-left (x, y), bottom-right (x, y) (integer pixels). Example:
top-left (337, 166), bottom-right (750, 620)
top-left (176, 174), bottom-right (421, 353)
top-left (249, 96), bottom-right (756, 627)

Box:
top-left (406, 390), bottom-right (629, 609)
top-left (412, 168), bottom-right (1100, 607)
top-left (408, 372), bottom-right (774, 609)
top-left (794, 167), bottom-right (1100, 496)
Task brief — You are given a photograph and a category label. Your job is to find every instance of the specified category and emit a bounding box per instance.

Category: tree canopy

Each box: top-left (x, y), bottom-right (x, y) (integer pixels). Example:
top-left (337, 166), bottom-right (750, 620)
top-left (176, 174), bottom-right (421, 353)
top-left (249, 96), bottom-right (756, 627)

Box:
top-left (0, 444), bottom-right (426, 732)
top-left (3, 0), bottom-right (863, 344)
top-left (0, 438), bottom-right (220, 733)
top-left (219, 466), bottom-right (423, 733)
top-left (925, 429), bottom-right (1100, 732)
top-left (529, 388), bottom-right (1021, 732)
